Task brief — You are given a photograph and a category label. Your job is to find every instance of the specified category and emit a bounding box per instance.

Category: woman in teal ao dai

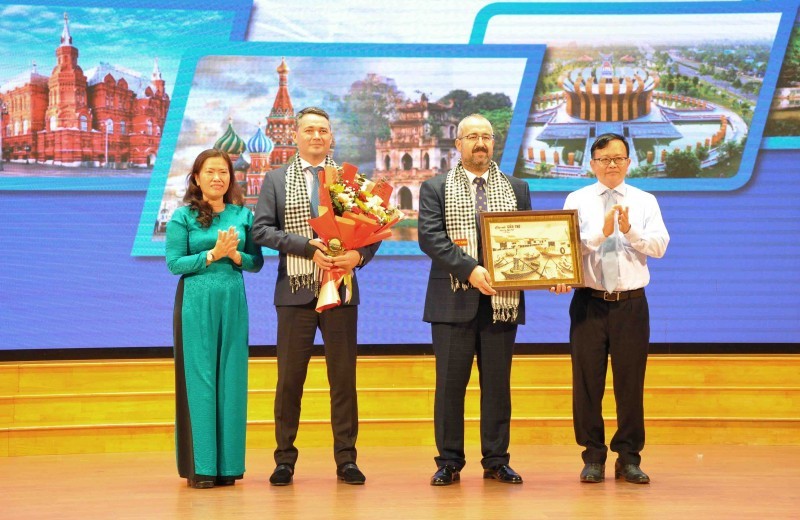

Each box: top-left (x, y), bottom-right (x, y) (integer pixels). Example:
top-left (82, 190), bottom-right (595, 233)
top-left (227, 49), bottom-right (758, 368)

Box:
top-left (166, 149), bottom-right (264, 488)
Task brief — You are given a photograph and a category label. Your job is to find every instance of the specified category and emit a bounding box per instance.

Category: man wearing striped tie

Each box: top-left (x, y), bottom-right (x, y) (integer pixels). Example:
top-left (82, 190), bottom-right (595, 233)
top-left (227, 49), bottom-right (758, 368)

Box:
top-left (253, 107), bottom-right (380, 486)
top-left (554, 133), bottom-right (669, 485)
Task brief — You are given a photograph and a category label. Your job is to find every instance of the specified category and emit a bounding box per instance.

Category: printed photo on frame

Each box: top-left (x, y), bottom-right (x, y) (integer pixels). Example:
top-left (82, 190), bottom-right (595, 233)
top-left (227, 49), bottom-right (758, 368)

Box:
top-left (480, 209), bottom-right (584, 290)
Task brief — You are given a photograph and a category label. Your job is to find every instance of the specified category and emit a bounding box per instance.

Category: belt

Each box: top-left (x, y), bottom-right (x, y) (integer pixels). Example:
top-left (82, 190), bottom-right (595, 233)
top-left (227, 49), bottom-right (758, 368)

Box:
top-left (588, 288), bottom-right (645, 302)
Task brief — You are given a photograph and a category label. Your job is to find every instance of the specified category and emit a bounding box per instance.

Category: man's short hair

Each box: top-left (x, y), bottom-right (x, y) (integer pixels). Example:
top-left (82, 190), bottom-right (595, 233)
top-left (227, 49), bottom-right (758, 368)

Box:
top-left (296, 106), bottom-right (330, 123)
top-left (591, 133), bottom-right (630, 159)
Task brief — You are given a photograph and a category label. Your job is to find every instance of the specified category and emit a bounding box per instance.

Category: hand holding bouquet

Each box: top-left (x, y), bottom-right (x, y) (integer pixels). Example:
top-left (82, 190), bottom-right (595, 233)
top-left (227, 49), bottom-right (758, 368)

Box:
top-left (309, 163), bottom-right (404, 311)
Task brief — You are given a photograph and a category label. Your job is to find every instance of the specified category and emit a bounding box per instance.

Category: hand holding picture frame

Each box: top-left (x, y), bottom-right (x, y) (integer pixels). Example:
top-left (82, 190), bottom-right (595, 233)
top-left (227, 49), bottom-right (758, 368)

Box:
top-left (480, 210), bottom-right (584, 290)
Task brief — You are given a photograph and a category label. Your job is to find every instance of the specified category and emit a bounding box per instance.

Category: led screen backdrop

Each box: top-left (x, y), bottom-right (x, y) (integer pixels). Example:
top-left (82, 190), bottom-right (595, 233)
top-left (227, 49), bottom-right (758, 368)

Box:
top-left (765, 12), bottom-right (800, 148)
top-left (133, 43), bottom-right (542, 256)
top-left (472, 2), bottom-right (794, 192)
top-left (2, 0), bottom-right (800, 351)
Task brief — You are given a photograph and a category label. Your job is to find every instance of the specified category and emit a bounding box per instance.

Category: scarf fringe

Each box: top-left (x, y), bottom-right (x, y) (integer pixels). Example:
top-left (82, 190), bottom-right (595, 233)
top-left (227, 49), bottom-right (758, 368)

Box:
top-left (451, 274), bottom-right (520, 323)
top-left (443, 161), bottom-right (521, 323)
top-left (289, 273), bottom-right (320, 296)
top-left (492, 304), bottom-right (519, 324)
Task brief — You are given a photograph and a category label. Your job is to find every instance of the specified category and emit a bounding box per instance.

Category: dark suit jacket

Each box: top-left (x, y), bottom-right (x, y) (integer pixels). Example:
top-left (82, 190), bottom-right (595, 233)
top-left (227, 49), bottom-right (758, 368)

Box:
top-left (418, 172), bottom-right (531, 324)
top-left (252, 164), bottom-right (380, 306)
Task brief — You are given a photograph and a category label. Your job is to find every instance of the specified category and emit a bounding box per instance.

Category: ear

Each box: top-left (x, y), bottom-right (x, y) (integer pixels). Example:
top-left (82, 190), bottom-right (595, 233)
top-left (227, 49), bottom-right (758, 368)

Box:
top-left (291, 130), bottom-right (298, 145)
top-left (455, 138), bottom-right (462, 154)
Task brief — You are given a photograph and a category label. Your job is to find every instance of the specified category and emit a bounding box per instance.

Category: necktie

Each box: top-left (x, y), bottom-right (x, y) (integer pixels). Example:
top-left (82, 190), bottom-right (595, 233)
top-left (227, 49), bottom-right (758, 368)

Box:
top-left (474, 177), bottom-right (487, 213)
top-left (600, 189), bottom-right (619, 292)
top-left (308, 166), bottom-right (322, 217)
top-left (474, 177), bottom-right (487, 261)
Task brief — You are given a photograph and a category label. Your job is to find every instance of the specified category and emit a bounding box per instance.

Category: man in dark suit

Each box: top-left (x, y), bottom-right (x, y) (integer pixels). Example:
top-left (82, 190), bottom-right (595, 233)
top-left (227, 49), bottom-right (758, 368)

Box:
top-left (252, 106), bottom-right (379, 486)
top-left (418, 114), bottom-right (531, 486)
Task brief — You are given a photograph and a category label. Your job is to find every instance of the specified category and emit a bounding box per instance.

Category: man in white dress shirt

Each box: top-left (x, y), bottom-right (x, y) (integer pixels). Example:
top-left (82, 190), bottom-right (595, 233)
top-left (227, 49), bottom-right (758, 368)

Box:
top-left (556, 133), bottom-right (669, 485)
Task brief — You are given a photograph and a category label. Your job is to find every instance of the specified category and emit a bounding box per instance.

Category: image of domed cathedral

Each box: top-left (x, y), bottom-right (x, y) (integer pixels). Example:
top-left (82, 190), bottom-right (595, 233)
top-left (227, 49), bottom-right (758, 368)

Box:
top-left (157, 62), bottom-right (467, 241)
top-left (153, 58), bottom-right (295, 235)
top-left (211, 58), bottom-right (296, 211)
top-left (211, 118), bottom-right (281, 210)
top-left (152, 55), bottom-right (522, 240)
top-left (521, 52), bottom-right (748, 179)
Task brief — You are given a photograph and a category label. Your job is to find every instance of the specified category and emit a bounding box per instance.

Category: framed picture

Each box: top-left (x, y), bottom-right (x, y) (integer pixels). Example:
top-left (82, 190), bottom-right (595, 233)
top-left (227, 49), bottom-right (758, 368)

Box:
top-left (480, 209), bottom-right (584, 290)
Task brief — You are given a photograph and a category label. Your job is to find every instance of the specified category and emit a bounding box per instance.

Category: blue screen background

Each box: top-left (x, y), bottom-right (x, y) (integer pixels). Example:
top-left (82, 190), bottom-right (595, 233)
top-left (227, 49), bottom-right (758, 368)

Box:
top-left (2, 0), bottom-right (799, 350)
top-left (3, 149), bottom-right (798, 349)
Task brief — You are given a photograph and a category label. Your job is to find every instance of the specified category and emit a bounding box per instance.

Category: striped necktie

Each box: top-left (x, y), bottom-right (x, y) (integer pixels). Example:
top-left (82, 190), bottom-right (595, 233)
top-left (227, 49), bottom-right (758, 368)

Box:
top-left (600, 189), bottom-right (620, 293)
top-left (308, 166), bottom-right (322, 217)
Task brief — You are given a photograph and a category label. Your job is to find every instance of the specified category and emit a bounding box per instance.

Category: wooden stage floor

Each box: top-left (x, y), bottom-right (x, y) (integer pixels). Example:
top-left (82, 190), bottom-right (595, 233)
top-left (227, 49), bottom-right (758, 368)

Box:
top-left (3, 444), bottom-right (799, 519)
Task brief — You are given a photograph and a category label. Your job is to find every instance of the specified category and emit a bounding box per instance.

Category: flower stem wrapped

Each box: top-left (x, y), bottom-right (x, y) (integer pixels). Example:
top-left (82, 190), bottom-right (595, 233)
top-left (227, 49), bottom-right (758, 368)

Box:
top-left (308, 163), bottom-right (404, 312)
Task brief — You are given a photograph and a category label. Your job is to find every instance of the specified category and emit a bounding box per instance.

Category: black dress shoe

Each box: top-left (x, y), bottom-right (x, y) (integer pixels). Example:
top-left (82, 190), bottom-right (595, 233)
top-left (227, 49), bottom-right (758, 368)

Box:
top-left (337, 462), bottom-right (366, 485)
top-left (430, 465), bottom-right (460, 486)
top-left (483, 464), bottom-right (523, 484)
top-left (215, 475), bottom-right (240, 486)
top-left (615, 460), bottom-right (650, 484)
top-left (580, 463), bottom-right (605, 483)
top-left (269, 464), bottom-right (294, 486)
top-left (187, 476), bottom-right (215, 489)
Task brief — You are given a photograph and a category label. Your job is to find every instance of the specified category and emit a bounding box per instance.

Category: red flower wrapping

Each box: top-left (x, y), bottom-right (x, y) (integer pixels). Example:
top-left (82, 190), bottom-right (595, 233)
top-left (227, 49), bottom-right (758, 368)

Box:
top-left (308, 163), bottom-right (403, 312)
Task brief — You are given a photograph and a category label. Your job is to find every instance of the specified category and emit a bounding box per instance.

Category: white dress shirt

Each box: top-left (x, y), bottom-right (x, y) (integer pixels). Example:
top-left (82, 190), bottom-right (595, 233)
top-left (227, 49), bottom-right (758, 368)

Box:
top-left (299, 158), bottom-right (326, 200)
top-left (463, 168), bottom-right (490, 203)
top-left (564, 181), bottom-right (669, 291)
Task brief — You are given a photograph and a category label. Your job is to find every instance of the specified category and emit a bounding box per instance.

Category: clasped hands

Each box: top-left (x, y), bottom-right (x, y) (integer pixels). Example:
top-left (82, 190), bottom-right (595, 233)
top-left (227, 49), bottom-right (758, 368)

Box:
top-left (209, 226), bottom-right (242, 265)
top-left (604, 204), bottom-right (631, 236)
top-left (309, 239), bottom-right (360, 273)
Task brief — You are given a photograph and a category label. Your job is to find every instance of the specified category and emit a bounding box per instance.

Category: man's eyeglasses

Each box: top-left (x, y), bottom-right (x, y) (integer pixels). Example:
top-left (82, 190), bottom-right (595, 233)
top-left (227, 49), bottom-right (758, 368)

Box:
top-left (592, 156), bottom-right (629, 167)
top-left (458, 134), bottom-right (494, 142)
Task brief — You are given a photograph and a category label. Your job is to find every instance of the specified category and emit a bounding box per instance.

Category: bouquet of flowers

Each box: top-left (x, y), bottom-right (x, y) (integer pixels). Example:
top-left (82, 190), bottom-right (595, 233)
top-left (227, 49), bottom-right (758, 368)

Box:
top-left (309, 163), bottom-right (404, 311)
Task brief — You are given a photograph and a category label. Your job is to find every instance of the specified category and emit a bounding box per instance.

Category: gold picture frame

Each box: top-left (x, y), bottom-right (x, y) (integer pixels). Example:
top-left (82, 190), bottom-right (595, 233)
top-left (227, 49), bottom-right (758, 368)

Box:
top-left (479, 210), bottom-right (584, 290)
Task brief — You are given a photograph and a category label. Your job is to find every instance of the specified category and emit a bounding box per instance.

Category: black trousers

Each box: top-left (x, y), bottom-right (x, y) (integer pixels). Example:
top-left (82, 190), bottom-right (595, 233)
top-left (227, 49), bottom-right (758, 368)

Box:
top-left (569, 288), bottom-right (649, 465)
top-left (274, 303), bottom-right (358, 467)
top-left (432, 295), bottom-right (518, 470)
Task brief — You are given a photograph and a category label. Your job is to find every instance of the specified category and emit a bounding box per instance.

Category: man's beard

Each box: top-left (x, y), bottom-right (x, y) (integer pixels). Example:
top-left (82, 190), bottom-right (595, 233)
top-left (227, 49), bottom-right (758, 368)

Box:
top-left (463, 147), bottom-right (491, 171)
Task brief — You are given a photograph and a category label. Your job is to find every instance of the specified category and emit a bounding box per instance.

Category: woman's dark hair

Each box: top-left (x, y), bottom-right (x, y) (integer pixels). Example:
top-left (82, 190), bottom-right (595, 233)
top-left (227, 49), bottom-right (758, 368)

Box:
top-left (183, 149), bottom-right (244, 228)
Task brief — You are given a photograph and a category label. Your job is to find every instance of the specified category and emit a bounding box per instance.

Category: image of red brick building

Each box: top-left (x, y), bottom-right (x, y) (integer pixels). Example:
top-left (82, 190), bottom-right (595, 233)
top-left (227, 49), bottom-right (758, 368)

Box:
top-left (0, 13), bottom-right (169, 170)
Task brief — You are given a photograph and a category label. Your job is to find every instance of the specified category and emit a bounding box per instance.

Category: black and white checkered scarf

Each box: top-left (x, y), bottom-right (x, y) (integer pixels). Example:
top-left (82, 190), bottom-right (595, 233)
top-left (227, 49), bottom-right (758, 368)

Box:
top-left (444, 160), bottom-right (521, 322)
top-left (284, 152), bottom-right (339, 294)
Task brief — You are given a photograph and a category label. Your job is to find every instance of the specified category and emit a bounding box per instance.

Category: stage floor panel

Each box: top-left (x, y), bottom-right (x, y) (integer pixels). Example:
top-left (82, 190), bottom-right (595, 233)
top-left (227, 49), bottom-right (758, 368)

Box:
top-left (2, 445), bottom-right (799, 519)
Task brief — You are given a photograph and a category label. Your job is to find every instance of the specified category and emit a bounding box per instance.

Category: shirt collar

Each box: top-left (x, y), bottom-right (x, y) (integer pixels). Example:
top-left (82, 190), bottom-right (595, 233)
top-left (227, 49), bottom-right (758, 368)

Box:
top-left (595, 181), bottom-right (627, 198)
top-left (464, 169), bottom-right (489, 185)
top-left (299, 158), bottom-right (326, 171)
